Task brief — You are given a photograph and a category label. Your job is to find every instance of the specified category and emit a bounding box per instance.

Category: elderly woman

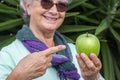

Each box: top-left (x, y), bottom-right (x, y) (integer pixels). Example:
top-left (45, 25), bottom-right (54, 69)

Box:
top-left (0, 0), bottom-right (104, 80)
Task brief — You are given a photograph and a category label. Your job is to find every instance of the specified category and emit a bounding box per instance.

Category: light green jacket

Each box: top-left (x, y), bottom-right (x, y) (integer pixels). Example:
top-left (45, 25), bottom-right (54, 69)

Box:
top-left (0, 39), bottom-right (104, 80)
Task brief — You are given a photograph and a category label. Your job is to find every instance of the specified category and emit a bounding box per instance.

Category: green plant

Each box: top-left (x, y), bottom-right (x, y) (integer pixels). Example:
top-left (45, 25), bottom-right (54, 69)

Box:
top-left (0, 0), bottom-right (24, 48)
top-left (59, 0), bottom-right (120, 80)
top-left (0, 0), bottom-right (120, 80)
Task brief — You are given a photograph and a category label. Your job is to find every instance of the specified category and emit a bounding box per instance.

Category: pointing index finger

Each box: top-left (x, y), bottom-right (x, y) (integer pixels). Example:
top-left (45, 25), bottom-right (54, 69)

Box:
top-left (41, 45), bottom-right (66, 56)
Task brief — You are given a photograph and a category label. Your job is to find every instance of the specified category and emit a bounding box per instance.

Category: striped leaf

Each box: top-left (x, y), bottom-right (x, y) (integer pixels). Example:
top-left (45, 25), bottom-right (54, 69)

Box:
top-left (0, 18), bottom-right (23, 31)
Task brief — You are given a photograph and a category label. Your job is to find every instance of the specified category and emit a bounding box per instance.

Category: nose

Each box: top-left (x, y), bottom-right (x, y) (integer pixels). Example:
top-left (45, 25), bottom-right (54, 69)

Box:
top-left (48, 4), bottom-right (58, 14)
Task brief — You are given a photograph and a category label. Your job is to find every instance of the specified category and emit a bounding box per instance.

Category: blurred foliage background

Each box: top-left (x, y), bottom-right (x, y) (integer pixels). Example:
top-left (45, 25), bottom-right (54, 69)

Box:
top-left (0, 0), bottom-right (120, 80)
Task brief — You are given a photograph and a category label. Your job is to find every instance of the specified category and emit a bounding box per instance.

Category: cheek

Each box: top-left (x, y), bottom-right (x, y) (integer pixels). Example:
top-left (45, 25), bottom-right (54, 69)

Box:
top-left (30, 7), bottom-right (46, 21)
top-left (58, 18), bottom-right (64, 27)
top-left (58, 13), bottom-right (65, 25)
top-left (32, 7), bottom-right (45, 15)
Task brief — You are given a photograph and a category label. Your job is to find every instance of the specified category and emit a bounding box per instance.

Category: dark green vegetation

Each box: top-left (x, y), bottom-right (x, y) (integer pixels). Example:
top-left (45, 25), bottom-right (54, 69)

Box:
top-left (0, 0), bottom-right (120, 80)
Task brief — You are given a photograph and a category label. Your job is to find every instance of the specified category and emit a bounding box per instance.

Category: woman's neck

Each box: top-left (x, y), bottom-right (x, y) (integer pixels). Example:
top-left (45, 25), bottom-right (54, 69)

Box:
top-left (30, 26), bottom-right (55, 48)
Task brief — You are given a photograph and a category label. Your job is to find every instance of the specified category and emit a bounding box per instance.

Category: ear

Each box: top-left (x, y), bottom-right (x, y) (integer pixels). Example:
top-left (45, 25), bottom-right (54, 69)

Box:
top-left (23, 0), bottom-right (31, 16)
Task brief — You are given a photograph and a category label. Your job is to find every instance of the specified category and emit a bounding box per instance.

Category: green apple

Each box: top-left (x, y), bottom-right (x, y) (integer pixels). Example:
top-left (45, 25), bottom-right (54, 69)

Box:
top-left (75, 33), bottom-right (100, 56)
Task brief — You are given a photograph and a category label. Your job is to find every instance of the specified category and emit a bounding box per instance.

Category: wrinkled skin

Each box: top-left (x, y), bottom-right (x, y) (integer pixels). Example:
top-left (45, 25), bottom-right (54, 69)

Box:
top-left (76, 53), bottom-right (102, 80)
top-left (7, 45), bottom-right (66, 80)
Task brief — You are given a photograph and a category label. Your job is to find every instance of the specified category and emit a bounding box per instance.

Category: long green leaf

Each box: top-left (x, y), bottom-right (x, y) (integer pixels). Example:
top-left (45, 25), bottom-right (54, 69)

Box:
top-left (0, 18), bottom-right (23, 31)
top-left (66, 12), bottom-right (80, 18)
top-left (0, 4), bottom-right (18, 14)
top-left (101, 42), bottom-right (110, 80)
top-left (0, 9), bottom-right (18, 15)
top-left (80, 2), bottom-right (96, 9)
top-left (77, 15), bottom-right (99, 24)
top-left (0, 13), bottom-right (18, 21)
top-left (58, 25), bottom-right (96, 33)
top-left (0, 36), bottom-right (15, 49)
top-left (101, 42), bottom-right (115, 80)
top-left (113, 57), bottom-right (120, 80)
top-left (95, 0), bottom-right (106, 8)
top-left (68, 0), bottom-right (87, 10)
top-left (95, 18), bottom-right (108, 35)
top-left (110, 27), bottom-right (120, 42)
top-left (4, 0), bottom-right (18, 6)
top-left (85, 8), bottom-right (101, 16)
top-left (113, 22), bottom-right (120, 28)
top-left (0, 3), bottom-right (16, 10)
top-left (116, 41), bottom-right (120, 55)
top-left (114, 18), bottom-right (120, 23)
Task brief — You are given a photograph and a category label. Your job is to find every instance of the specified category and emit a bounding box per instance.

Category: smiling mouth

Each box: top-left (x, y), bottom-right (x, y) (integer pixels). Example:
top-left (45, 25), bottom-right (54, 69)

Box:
top-left (43, 15), bottom-right (57, 24)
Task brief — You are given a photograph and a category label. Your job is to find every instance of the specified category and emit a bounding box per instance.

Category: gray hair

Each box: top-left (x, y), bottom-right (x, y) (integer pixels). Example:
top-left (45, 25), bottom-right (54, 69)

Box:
top-left (20, 0), bottom-right (33, 23)
top-left (20, 0), bottom-right (72, 23)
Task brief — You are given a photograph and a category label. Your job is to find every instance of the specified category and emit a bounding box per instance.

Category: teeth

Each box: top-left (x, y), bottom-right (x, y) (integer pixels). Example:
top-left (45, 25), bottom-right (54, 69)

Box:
top-left (44, 16), bottom-right (57, 21)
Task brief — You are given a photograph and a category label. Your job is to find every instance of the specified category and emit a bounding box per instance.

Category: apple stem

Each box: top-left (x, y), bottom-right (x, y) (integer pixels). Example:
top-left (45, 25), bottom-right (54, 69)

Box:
top-left (86, 32), bottom-right (89, 37)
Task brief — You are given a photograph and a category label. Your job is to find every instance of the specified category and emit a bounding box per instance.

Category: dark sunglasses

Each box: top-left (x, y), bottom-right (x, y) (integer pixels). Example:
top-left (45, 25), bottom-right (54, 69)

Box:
top-left (41, 0), bottom-right (69, 12)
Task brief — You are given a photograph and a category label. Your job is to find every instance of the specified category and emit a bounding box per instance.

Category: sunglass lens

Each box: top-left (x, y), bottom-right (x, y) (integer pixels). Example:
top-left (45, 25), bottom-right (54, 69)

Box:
top-left (41, 0), bottom-right (53, 9)
top-left (56, 3), bottom-right (68, 12)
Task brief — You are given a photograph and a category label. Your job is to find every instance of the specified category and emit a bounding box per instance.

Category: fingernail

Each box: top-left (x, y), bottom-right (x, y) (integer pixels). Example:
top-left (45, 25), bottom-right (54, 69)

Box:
top-left (61, 45), bottom-right (66, 49)
top-left (90, 53), bottom-right (95, 57)
top-left (81, 53), bottom-right (86, 57)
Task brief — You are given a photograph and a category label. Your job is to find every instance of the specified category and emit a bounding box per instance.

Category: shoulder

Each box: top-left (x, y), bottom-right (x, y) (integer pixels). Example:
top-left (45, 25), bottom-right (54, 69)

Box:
top-left (0, 39), bottom-right (23, 79)
top-left (0, 39), bottom-right (30, 64)
top-left (0, 39), bottom-right (30, 79)
top-left (1, 39), bottom-right (24, 51)
top-left (1, 39), bottom-right (29, 53)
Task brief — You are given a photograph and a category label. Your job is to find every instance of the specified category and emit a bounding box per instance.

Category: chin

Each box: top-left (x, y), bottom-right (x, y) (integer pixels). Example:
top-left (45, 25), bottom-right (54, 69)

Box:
top-left (45, 24), bottom-right (58, 30)
top-left (47, 27), bottom-right (57, 32)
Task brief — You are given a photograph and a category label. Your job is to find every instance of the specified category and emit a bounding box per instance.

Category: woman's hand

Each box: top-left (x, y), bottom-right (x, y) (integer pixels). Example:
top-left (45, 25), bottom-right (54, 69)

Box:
top-left (7, 45), bottom-right (66, 80)
top-left (76, 53), bottom-right (102, 80)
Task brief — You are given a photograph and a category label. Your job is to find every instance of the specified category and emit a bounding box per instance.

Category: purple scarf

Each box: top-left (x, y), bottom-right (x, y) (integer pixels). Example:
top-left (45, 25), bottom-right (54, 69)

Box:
top-left (16, 25), bottom-right (80, 80)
